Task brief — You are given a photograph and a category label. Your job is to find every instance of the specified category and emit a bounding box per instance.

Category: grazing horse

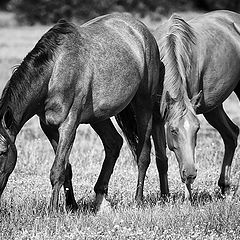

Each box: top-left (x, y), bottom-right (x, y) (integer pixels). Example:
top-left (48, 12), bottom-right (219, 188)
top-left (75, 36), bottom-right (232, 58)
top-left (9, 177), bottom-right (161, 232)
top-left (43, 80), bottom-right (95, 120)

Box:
top-left (151, 10), bottom-right (240, 199)
top-left (0, 13), bottom-right (160, 211)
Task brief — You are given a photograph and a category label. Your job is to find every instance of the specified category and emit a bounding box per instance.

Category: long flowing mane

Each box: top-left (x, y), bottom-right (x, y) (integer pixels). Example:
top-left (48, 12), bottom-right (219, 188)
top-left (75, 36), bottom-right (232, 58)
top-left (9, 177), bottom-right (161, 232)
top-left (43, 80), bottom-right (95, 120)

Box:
top-left (0, 20), bottom-right (76, 110)
top-left (159, 14), bottom-right (196, 121)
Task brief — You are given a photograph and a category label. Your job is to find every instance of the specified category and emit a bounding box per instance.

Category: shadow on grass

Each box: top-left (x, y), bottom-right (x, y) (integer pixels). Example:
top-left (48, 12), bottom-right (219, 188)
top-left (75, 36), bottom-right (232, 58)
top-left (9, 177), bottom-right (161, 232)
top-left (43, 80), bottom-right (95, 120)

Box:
top-left (191, 189), bottom-right (223, 205)
top-left (1, 186), bottom-right (238, 217)
top-left (76, 196), bottom-right (99, 215)
top-left (75, 187), bottom-right (234, 213)
top-left (138, 187), bottom-right (231, 207)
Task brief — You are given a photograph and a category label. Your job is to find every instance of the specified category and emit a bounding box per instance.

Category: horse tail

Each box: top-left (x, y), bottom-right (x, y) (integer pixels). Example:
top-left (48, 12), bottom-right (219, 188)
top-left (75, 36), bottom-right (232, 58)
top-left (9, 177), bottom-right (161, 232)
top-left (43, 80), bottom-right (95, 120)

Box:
top-left (115, 105), bottom-right (138, 162)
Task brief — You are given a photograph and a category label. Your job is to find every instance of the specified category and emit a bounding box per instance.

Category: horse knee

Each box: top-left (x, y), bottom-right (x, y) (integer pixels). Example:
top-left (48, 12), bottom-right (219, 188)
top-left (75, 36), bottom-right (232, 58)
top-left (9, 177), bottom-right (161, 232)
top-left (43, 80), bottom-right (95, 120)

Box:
top-left (50, 166), bottom-right (65, 187)
top-left (138, 150), bottom-right (151, 169)
top-left (138, 158), bottom-right (150, 171)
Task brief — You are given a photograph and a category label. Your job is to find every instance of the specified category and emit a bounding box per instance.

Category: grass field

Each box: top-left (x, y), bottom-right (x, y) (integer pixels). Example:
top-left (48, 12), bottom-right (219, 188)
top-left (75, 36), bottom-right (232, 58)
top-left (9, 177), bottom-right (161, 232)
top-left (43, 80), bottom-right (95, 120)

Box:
top-left (1, 11), bottom-right (240, 239)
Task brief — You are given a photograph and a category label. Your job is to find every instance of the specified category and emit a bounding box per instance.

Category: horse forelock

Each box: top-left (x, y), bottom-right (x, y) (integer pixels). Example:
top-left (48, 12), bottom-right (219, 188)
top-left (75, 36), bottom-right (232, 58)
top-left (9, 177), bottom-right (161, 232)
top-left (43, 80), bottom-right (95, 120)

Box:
top-left (159, 14), bottom-right (196, 122)
top-left (164, 101), bottom-right (188, 123)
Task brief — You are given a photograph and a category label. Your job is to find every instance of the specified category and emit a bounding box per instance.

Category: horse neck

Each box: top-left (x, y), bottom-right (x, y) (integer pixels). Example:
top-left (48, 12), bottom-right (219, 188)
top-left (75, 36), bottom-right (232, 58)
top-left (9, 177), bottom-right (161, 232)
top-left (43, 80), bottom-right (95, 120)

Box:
top-left (159, 42), bottom-right (190, 120)
top-left (158, 14), bottom-right (196, 121)
top-left (1, 63), bottom-right (53, 135)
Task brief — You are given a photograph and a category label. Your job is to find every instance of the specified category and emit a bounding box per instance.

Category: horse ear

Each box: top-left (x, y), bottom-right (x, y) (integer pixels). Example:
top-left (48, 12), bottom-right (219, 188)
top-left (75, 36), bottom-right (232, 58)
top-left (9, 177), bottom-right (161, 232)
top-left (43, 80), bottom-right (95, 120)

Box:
top-left (165, 91), bottom-right (176, 106)
top-left (2, 108), bottom-right (13, 129)
top-left (191, 90), bottom-right (203, 111)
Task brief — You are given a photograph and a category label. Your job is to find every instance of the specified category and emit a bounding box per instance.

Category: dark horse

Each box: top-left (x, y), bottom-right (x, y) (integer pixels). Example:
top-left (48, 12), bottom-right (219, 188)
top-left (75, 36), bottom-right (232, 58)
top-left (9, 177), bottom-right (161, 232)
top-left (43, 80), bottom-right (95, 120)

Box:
top-left (149, 10), bottom-right (240, 199)
top-left (0, 13), bottom-right (160, 211)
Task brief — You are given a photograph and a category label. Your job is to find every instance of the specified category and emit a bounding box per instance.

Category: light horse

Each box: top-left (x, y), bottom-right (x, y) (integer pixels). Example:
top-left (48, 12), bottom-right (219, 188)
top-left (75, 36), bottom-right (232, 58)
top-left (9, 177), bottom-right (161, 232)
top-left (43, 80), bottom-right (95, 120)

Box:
top-left (0, 13), bottom-right (160, 211)
top-left (152, 10), bottom-right (240, 199)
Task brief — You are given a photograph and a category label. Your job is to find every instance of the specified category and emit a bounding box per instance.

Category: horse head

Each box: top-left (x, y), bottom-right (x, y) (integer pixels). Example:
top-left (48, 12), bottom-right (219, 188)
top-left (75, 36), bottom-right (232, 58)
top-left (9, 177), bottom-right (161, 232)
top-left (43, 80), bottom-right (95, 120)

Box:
top-left (0, 108), bottom-right (17, 196)
top-left (165, 92), bottom-right (201, 185)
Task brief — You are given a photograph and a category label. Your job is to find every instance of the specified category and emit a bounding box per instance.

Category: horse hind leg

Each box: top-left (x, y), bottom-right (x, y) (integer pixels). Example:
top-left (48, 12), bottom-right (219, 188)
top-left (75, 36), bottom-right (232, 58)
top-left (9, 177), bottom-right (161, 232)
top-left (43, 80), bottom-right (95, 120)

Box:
top-left (115, 102), bottom-right (152, 203)
top-left (203, 104), bottom-right (239, 194)
top-left (91, 119), bottom-right (123, 212)
top-left (40, 119), bottom-right (78, 211)
top-left (133, 100), bottom-right (153, 203)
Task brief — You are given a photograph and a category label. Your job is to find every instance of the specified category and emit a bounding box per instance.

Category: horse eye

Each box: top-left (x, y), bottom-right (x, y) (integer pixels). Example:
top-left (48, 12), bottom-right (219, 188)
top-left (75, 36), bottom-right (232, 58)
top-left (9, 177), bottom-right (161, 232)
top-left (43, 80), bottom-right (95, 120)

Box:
top-left (170, 127), bottom-right (178, 135)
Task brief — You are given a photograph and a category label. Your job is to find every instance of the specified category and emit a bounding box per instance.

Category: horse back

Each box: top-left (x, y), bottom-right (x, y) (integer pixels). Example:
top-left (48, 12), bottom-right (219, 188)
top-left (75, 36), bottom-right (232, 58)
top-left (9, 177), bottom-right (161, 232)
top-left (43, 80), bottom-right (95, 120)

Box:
top-left (79, 13), bottom-right (158, 67)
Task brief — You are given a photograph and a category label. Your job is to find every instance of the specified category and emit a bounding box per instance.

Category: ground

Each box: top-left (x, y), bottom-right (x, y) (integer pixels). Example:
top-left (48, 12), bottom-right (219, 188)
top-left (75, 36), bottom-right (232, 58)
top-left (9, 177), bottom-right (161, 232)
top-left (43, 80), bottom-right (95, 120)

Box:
top-left (1, 11), bottom-right (240, 239)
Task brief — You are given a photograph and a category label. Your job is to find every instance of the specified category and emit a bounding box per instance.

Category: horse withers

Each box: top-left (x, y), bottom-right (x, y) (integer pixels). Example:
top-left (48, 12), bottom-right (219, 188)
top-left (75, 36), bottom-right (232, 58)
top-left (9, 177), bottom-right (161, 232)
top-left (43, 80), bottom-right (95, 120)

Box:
top-left (154, 10), bottom-right (240, 199)
top-left (0, 13), bottom-right (160, 211)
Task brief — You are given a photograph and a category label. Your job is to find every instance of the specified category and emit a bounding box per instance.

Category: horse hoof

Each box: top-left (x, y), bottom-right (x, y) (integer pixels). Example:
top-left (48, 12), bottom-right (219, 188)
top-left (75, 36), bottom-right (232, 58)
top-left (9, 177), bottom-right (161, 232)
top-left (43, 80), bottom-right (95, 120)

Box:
top-left (219, 184), bottom-right (230, 195)
top-left (160, 193), bottom-right (170, 203)
top-left (134, 197), bottom-right (144, 207)
top-left (96, 197), bottom-right (112, 213)
top-left (95, 194), bottom-right (112, 213)
top-left (66, 203), bottom-right (78, 212)
top-left (221, 187), bottom-right (230, 196)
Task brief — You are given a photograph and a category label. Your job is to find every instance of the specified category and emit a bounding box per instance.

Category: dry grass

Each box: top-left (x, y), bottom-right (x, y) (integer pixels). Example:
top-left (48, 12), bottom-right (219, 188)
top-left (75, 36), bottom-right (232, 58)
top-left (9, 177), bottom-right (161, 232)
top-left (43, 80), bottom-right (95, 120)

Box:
top-left (1, 12), bottom-right (240, 239)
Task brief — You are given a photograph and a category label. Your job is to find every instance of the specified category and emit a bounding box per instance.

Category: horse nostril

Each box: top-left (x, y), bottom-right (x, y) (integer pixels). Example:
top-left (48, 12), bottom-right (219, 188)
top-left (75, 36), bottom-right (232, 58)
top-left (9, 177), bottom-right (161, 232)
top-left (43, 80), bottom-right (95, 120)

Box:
top-left (186, 174), bottom-right (197, 184)
top-left (182, 168), bottom-right (197, 181)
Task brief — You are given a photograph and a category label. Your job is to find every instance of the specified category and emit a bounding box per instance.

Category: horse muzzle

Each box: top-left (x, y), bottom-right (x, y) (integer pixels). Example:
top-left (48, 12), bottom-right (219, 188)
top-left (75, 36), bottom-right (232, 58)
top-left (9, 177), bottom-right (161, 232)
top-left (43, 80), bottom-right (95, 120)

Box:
top-left (181, 167), bottom-right (197, 184)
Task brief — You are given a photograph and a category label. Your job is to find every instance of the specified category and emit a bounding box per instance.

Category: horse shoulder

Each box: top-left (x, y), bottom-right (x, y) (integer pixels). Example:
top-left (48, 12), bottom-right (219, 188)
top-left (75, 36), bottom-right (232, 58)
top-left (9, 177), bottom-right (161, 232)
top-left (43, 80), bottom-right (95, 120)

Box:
top-left (44, 50), bottom-right (83, 126)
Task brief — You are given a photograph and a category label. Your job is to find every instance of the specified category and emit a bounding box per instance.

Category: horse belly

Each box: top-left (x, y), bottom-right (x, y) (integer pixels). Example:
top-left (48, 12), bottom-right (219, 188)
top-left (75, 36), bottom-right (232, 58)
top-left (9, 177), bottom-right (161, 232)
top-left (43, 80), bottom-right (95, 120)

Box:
top-left (201, 55), bottom-right (240, 113)
top-left (80, 74), bottom-right (141, 123)
top-left (193, 15), bottom-right (240, 113)
top-left (79, 50), bottom-right (144, 122)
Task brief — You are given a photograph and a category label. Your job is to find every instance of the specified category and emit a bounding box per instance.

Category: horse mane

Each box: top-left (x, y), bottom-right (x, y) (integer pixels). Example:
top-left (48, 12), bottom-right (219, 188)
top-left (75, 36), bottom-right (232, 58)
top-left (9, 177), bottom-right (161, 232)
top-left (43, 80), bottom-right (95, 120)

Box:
top-left (159, 14), bottom-right (196, 121)
top-left (0, 19), bottom-right (76, 109)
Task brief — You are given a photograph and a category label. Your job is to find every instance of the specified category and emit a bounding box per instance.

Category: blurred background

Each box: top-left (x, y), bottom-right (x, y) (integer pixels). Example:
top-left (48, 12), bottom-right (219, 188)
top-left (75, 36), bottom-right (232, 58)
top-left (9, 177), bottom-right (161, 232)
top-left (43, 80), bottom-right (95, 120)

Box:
top-left (0, 0), bottom-right (240, 26)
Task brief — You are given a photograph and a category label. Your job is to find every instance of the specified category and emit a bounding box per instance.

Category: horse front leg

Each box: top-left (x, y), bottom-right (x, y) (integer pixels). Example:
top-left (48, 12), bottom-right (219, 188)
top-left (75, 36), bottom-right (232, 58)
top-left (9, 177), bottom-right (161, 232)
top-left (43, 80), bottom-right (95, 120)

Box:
top-left (152, 115), bottom-right (169, 198)
top-left (91, 119), bottom-right (123, 212)
top-left (40, 120), bottom-right (78, 211)
top-left (47, 116), bottom-right (77, 212)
